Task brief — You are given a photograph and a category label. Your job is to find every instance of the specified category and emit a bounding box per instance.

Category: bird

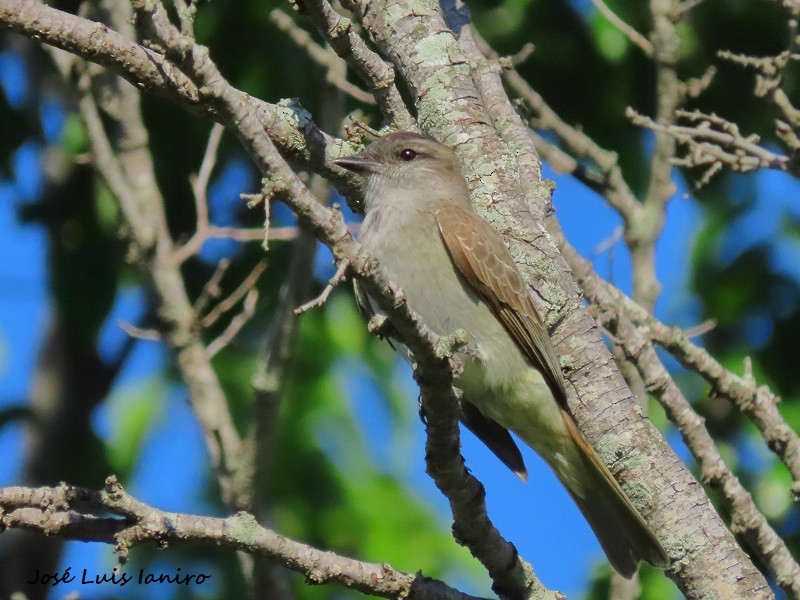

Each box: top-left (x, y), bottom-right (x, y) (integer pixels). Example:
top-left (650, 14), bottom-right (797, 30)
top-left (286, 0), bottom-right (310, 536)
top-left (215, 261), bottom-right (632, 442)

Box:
top-left (332, 131), bottom-right (669, 578)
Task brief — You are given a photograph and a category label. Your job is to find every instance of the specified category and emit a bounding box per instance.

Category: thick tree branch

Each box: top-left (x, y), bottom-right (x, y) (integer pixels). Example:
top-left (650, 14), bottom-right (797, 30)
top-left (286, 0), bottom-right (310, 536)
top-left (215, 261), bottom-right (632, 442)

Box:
top-left (297, 0), bottom-right (416, 129)
top-left (567, 248), bottom-right (800, 495)
top-left (560, 236), bottom-right (800, 598)
top-left (471, 33), bottom-right (643, 226)
top-left (614, 326), bottom-right (800, 599)
top-left (354, 1), bottom-right (771, 596)
top-left (0, 481), bottom-right (489, 600)
top-left (0, 0), bottom-right (779, 597)
top-left (123, 2), bottom-right (555, 597)
top-left (0, 0), bottom-right (365, 202)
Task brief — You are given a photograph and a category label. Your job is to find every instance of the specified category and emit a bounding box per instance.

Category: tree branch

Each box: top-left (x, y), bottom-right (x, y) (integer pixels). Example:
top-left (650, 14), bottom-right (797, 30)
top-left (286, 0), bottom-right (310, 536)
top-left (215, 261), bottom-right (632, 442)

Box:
top-left (0, 0), bottom-right (780, 596)
top-left (354, 1), bottom-right (771, 595)
top-left (123, 1), bottom-right (555, 596)
top-left (560, 234), bottom-right (800, 598)
top-left (295, 0), bottom-right (416, 129)
top-left (0, 480), bottom-right (490, 600)
top-left (270, 9), bottom-right (377, 106)
top-left (0, 0), bottom-right (365, 203)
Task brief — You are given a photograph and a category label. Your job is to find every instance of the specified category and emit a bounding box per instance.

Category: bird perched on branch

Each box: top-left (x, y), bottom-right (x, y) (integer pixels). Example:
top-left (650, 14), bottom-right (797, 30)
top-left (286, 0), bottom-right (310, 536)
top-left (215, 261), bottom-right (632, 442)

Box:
top-left (333, 131), bottom-right (669, 578)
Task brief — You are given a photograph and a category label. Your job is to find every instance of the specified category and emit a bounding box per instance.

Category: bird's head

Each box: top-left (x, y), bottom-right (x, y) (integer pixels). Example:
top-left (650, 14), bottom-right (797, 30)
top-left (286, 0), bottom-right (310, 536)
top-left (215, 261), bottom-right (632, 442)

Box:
top-left (333, 132), bottom-right (469, 211)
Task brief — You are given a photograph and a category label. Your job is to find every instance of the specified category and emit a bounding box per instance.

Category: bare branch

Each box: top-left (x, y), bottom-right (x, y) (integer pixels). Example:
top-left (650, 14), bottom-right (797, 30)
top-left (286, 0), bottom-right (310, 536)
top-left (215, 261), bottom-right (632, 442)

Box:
top-left (299, 0), bottom-right (415, 129)
top-left (649, 321), bottom-right (800, 492)
top-left (560, 235), bottom-right (800, 598)
top-left (206, 290), bottom-right (259, 358)
top-left (717, 45), bottom-right (800, 157)
top-left (628, 0), bottom-right (685, 310)
top-left (294, 258), bottom-right (350, 315)
top-left (682, 319), bottom-right (717, 339)
top-left (473, 30), bottom-right (643, 225)
top-left (620, 322), bottom-right (800, 598)
top-left (0, 0), bottom-right (366, 202)
top-left (628, 108), bottom-right (791, 183)
top-left (270, 9), bottom-right (376, 105)
top-left (53, 36), bottom-right (247, 511)
top-left (3, 0), bottom-right (778, 595)
top-left (348, 1), bottom-right (770, 595)
top-left (0, 481), bottom-right (490, 600)
top-left (592, 0), bottom-right (653, 57)
top-left (564, 230), bottom-right (800, 496)
top-left (199, 262), bottom-right (267, 329)
top-left (120, 3), bottom-right (554, 596)
top-left (118, 320), bottom-right (161, 341)
top-left (173, 123), bottom-right (225, 263)
top-left (194, 258), bottom-right (231, 316)
top-left (671, 0), bottom-right (708, 20)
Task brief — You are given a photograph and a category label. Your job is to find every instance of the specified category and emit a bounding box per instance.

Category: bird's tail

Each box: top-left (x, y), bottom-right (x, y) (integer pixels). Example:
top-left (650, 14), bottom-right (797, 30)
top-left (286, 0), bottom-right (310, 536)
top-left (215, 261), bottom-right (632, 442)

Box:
top-left (556, 412), bottom-right (669, 578)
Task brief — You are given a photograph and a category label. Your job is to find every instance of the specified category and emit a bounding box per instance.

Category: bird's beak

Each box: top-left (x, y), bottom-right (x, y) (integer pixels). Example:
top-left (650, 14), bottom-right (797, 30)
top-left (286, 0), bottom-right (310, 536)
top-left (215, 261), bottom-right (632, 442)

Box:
top-left (332, 155), bottom-right (381, 174)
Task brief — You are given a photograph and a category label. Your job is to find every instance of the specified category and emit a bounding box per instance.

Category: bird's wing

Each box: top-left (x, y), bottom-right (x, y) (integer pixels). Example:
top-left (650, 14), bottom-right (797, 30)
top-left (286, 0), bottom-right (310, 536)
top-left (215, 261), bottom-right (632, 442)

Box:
top-left (438, 205), bottom-right (670, 571)
top-left (355, 275), bottom-right (527, 479)
top-left (460, 401), bottom-right (528, 480)
top-left (435, 203), bottom-right (568, 405)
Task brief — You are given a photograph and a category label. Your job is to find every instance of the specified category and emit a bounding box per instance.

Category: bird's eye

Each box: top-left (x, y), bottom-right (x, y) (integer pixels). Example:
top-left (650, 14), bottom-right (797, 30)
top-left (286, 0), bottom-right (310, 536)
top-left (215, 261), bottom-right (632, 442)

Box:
top-left (399, 148), bottom-right (417, 161)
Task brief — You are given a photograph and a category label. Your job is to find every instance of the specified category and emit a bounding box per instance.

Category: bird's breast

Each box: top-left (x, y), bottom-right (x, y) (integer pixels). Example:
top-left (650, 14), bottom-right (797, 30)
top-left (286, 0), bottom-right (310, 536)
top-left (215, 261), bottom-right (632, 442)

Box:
top-left (359, 201), bottom-right (529, 390)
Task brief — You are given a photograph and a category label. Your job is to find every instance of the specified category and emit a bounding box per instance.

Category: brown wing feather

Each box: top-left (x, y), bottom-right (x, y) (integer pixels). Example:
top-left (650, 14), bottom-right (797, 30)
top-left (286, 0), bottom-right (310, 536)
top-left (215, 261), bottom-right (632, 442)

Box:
top-left (437, 205), bottom-right (669, 572)
top-left (435, 203), bottom-right (567, 404)
top-left (355, 275), bottom-right (527, 480)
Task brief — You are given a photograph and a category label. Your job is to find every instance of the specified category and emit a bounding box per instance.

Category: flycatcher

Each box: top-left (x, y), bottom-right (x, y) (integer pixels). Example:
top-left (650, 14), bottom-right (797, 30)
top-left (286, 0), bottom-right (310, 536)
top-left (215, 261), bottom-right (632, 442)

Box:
top-left (333, 131), bottom-right (668, 577)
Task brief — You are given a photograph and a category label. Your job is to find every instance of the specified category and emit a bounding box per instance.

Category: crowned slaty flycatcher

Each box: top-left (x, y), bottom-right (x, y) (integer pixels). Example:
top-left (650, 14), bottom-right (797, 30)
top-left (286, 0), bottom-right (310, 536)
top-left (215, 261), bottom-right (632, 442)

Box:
top-left (333, 132), bottom-right (668, 577)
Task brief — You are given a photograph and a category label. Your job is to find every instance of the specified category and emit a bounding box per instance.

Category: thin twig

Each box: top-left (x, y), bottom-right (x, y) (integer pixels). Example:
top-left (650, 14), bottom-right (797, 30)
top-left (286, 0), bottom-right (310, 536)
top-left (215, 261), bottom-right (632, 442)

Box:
top-left (262, 195), bottom-right (271, 250)
top-left (174, 123), bottom-right (226, 264)
top-left (594, 225), bottom-right (624, 255)
top-left (628, 107), bottom-right (791, 183)
top-left (200, 262), bottom-right (267, 328)
top-left (206, 290), bottom-right (259, 357)
top-left (196, 124), bottom-right (224, 209)
top-left (592, 0), bottom-right (653, 56)
top-left (682, 319), bottom-right (716, 338)
top-left (270, 9), bottom-right (376, 105)
top-left (194, 258), bottom-right (231, 316)
top-left (294, 258), bottom-right (350, 315)
top-left (118, 320), bottom-right (161, 341)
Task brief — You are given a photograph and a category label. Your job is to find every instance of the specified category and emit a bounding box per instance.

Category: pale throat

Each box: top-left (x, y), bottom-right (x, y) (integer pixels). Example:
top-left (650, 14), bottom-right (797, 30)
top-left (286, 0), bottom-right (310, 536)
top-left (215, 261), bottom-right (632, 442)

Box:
top-left (363, 168), bottom-right (470, 213)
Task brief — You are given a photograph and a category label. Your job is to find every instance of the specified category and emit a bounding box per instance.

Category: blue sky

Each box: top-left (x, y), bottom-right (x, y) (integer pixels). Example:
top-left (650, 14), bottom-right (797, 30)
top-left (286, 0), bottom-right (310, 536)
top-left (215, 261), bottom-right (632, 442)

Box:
top-left (1, 44), bottom-right (798, 599)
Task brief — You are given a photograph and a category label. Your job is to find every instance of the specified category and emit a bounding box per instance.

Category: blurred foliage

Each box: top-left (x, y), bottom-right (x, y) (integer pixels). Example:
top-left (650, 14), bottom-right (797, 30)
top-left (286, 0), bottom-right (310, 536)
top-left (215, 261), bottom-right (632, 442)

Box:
top-left (0, 0), bottom-right (799, 597)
